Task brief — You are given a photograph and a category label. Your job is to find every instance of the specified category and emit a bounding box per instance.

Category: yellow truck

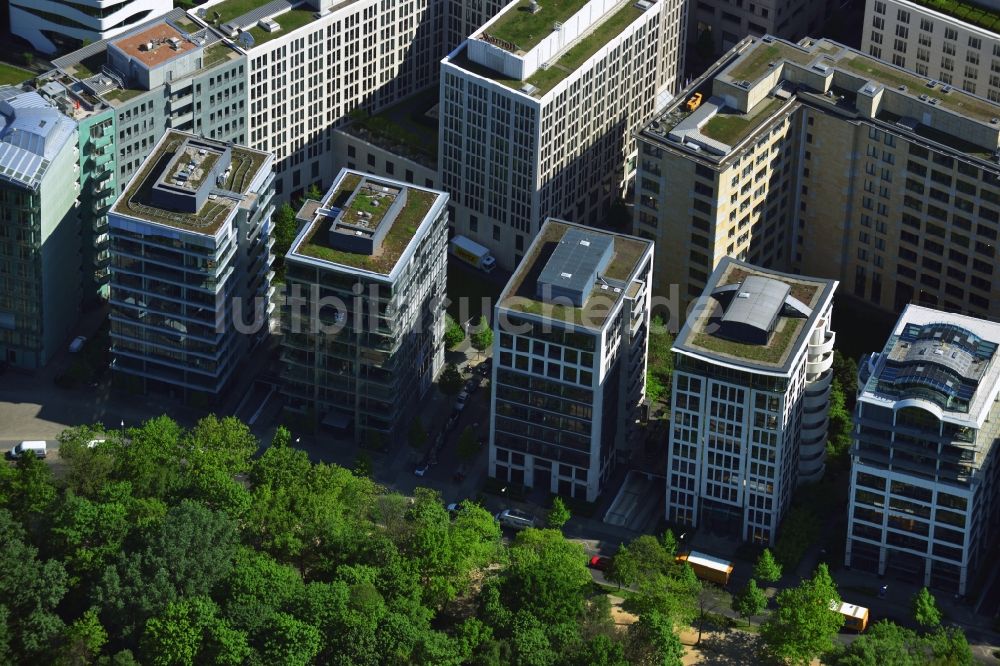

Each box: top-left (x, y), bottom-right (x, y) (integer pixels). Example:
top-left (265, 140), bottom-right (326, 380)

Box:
top-left (676, 551), bottom-right (734, 586)
top-left (831, 600), bottom-right (869, 632)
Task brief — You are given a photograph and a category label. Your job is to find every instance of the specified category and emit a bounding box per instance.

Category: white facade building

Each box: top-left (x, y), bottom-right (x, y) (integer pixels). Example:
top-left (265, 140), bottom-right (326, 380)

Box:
top-left (191, 0), bottom-right (453, 202)
top-left (439, 0), bottom-right (683, 270)
top-left (490, 219), bottom-right (653, 502)
top-left (667, 258), bottom-right (837, 544)
top-left (845, 305), bottom-right (1000, 596)
top-left (862, 0), bottom-right (1000, 102)
top-left (11, 0), bottom-right (172, 55)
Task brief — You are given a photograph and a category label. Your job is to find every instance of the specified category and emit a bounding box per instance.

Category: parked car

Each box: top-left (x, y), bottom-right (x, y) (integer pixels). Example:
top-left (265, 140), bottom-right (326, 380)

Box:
top-left (86, 439), bottom-right (107, 449)
top-left (7, 441), bottom-right (46, 459)
top-left (446, 502), bottom-right (465, 515)
top-left (452, 464), bottom-right (467, 482)
top-left (454, 390), bottom-right (469, 411)
top-left (588, 555), bottom-right (612, 571)
top-left (414, 463), bottom-right (429, 477)
top-left (495, 509), bottom-right (536, 530)
top-left (68, 336), bottom-right (87, 353)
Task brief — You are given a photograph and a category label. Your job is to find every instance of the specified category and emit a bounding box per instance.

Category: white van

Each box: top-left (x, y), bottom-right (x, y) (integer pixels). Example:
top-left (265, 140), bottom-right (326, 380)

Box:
top-left (495, 509), bottom-right (536, 530)
top-left (7, 441), bottom-right (46, 459)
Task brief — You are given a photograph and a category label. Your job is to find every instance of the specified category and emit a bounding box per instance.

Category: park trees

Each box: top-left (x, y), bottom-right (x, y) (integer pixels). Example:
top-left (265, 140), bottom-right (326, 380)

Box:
top-left (762, 563), bottom-right (844, 665)
top-left (753, 548), bottom-right (783, 585)
top-left (732, 578), bottom-right (767, 627)
top-left (469, 315), bottom-right (493, 359)
top-left (911, 587), bottom-right (942, 629)
top-left (546, 497), bottom-right (570, 530)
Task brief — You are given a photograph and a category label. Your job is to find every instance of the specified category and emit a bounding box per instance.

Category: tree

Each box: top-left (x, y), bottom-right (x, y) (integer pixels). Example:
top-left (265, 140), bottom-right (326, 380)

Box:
top-left (408, 417), bottom-right (428, 451)
top-left (911, 587), bottom-right (942, 629)
top-left (825, 379), bottom-right (853, 469)
top-left (753, 548), bottom-right (783, 585)
top-left (546, 497), bottom-right (570, 530)
top-left (354, 453), bottom-right (373, 479)
top-left (732, 578), bottom-right (767, 627)
top-left (444, 314), bottom-right (465, 349)
top-left (660, 530), bottom-right (678, 557)
top-left (57, 424), bottom-right (116, 498)
top-left (439, 363), bottom-right (463, 395)
top-left (832, 351), bottom-right (859, 411)
top-left (827, 620), bottom-right (926, 666)
top-left (626, 610), bottom-right (684, 666)
top-left (761, 563), bottom-right (844, 665)
top-left (607, 535), bottom-right (676, 589)
top-left (22, 52), bottom-right (33, 67)
top-left (271, 203), bottom-right (298, 269)
top-left (60, 608), bottom-right (107, 666)
top-left (926, 625), bottom-right (973, 665)
top-left (502, 530), bottom-right (592, 626)
top-left (469, 316), bottom-right (493, 359)
top-left (456, 426), bottom-right (479, 463)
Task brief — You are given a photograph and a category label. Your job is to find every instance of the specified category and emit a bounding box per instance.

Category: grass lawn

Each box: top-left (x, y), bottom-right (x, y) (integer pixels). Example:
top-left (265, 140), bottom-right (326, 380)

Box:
top-left (204, 0), bottom-right (275, 24)
top-left (691, 318), bottom-right (804, 365)
top-left (0, 62), bottom-right (33, 86)
top-left (299, 187), bottom-right (436, 274)
top-left (701, 97), bottom-right (786, 146)
top-left (247, 9), bottom-right (316, 45)
top-left (487, 0), bottom-right (591, 52)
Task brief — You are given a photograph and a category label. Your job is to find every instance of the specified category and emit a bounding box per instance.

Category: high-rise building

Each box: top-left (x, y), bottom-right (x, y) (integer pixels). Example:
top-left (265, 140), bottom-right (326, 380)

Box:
top-left (667, 258), bottom-right (837, 543)
top-left (38, 10), bottom-right (249, 303)
top-left (0, 87), bottom-right (81, 369)
top-left (439, 0), bottom-right (683, 270)
top-left (107, 130), bottom-right (275, 402)
top-left (489, 219), bottom-right (653, 502)
top-left (281, 169), bottom-right (449, 448)
top-left (687, 0), bottom-right (836, 59)
top-left (11, 0), bottom-right (172, 55)
top-left (190, 0), bottom-right (450, 201)
top-left (845, 305), bottom-right (1000, 596)
top-left (861, 0), bottom-right (1000, 103)
top-left (635, 35), bottom-right (1000, 321)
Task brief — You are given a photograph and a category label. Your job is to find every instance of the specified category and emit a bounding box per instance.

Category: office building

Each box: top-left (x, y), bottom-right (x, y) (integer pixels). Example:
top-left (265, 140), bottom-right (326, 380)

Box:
top-left (38, 10), bottom-right (248, 303)
top-left (439, 0), bottom-right (683, 270)
top-left (862, 0), bottom-right (1000, 103)
top-left (191, 0), bottom-right (449, 202)
top-left (0, 87), bottom-right (81, 369)
top-left (688, 0), bottom-right (836, 59)
top-left (845, 305), bottom-right (1000, 596)
top-left (490, 219), bottom-right (653, 502)
top-left (11, 0), bottom-right (172, 55)
top-left (281, 169), bottom-right (449, 447)
top-left (108, 130), bottom-right (275, 402)
top-left (635, 35), bottom-right (1000, 321)
top-left (667, 258), bottom-right (837, 544)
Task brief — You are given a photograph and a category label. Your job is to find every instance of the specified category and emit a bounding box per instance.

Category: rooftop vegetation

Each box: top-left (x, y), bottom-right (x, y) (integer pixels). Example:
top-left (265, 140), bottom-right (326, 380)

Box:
top-left (486, 0), bottom-right (592, 52)
top-left (700, 97), bottom-right (787, 146)
top-left (690, 318), bottom-right (805, 365)
top-left (0, 63), bottom-right (34, 86)
top-left (910, 0), bottom-right (1000, 31)
top-left (246, 9), bottom-right (317, 46)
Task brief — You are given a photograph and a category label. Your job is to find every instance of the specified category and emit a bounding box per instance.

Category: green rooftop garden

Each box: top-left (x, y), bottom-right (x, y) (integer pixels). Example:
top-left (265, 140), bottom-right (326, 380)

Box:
top-left (298, 181), bottom-right (438, 274)
top-left (840, 55), bottom-right (1000, 123)
top-left (202, 42), bottom-right (235, 68)
top-left (465, 2), bottom-right (645, 95)
top-left (346, 88), bottom-right (440, 166)
top-left (68, 52), bottom-right (106, 79)
top-left (701, 97), bottom-right (787, 146)
top-left (247, 9), bottom-right (317, 46)
top-left (0, 63), bottom-right (34, 86)
top-left (690, 318), bottom-right (805, 365)
top-left (499, 221), bottom-right (649, 329)
top-left (909, 0), bottom-right (1000, 31)
top-left (202, 0), bottom-right (276, 24)
top-left (486, 0), bottom-right (592, 52)
top-left (103, 87), bottom-right (146, 103)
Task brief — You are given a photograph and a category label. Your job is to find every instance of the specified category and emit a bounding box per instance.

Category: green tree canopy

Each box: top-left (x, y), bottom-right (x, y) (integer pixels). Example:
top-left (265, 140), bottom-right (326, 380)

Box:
top-left (439, 363), bottom-right (463, 396)
top-left (761, 563), bottom-right (844, 665)
top-left (469, 316), bottom-right (493, 358)
top-left (753, 548), bottom-right (783, 584)
top-left (546, 497), bottom-right (570, 530)
top-left (444, 314), bottom-right (465, 349)
top-left (911, 587), bottom-right (942, 629)
top-left (732, 578), bottom-right (767, 627)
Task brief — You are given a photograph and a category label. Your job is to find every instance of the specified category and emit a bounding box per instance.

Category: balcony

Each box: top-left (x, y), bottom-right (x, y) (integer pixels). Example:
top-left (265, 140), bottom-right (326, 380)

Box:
top-left (806, 368), bottom-right (833, 394)
top-left (93, 233), bottom-right (110, 249)
top-left (809, 330), bottom-right (836, 357)
top-left (802, 416), bottom-right (829, 440)
top-left (807, 351), bottom-right (834, 376)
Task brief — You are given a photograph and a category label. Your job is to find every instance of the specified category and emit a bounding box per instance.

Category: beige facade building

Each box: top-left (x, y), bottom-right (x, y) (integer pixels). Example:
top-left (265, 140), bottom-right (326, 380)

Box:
top-left (635, 35), bottom-right (1000, 322)
top-left (862, 0), bottom-right (1000, 103)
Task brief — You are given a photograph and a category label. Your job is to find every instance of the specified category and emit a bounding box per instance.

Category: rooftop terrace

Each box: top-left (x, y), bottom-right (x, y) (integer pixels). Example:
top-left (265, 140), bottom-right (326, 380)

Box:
top-left (675, 259), bottom-right (836, 373)
top-left (498, 219), bottom-right (651, 330)
top-left (907, 0), bottom-right (1000, 32)
top-left (293, 172), bottom-right (443, 275)
top-left (454, 0), bottom-right (645, 96)
top-left (343, 87), bottom-right (439, 168)
top-left (112, 130), bottom-right (270, 234)
top-left (111, 23), bottom-right (198, 68)
top-left (643, 36), bottom-right (1000, 161)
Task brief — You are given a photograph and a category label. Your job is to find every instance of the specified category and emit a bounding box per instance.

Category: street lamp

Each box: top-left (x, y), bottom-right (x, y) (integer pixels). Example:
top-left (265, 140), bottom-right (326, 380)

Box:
top-left (120, 420), bottom-right (125, 441)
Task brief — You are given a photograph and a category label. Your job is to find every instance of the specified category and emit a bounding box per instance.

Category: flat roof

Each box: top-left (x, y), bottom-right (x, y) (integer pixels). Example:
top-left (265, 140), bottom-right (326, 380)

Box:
top-left (485, 0), bottom-right (592, 53)
top-left (498, 219), bottom-right (651, 330)
top-left (859, 305), bottom-right (1000, 425)
top-left (681, 551), bottom-right (734, 572)
top-left (111, 23), bottom-right (198, 68)
top-left (341, 86), bottom-right (439, 168)
top-left (111, 130), bottom-right (270, 234)
top-left (674, 257), bottom-right (837, 375)
top-left (290, 169), bottom-right (446, 276)
top-left (641, 35), bottom-right (1000, 162)
top-left (449, 1), bottom-right (645, 97)
top-left (903, 0), bottom-right (1000, 33)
